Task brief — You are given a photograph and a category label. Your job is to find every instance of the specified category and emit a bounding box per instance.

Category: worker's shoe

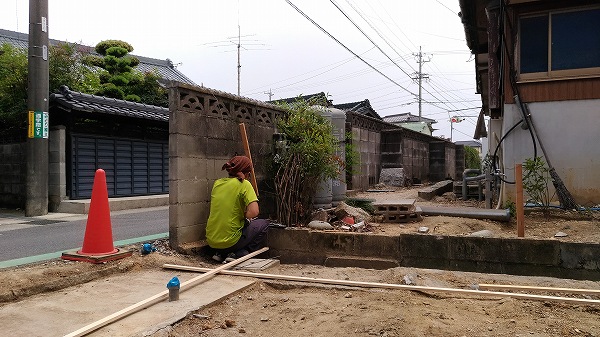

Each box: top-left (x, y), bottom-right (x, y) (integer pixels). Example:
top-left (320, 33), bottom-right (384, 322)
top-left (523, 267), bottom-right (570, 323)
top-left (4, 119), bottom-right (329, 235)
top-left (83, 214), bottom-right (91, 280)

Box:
top-left (212, 253), bottom-right (224, 263)
top-left (223, 252), bottom-right (237, 263)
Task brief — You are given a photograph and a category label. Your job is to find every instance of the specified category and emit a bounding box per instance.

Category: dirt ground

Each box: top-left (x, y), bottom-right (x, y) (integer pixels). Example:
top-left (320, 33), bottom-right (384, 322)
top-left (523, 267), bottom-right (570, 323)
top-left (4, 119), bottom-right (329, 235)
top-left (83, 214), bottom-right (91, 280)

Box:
top-left (2, 186), bottom-right (600, 336)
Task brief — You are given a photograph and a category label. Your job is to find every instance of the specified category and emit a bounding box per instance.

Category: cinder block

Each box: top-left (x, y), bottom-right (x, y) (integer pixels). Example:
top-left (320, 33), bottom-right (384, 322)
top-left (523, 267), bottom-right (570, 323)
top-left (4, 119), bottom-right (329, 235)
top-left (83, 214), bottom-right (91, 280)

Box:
top-left (380, 212), bottom-right (422, 223)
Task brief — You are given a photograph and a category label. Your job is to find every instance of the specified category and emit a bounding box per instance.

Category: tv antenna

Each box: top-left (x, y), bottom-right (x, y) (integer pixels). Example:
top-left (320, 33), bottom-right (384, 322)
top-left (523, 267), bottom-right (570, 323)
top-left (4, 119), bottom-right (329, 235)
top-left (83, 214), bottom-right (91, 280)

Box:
top-left (200, 27), bottom-right (269, 96)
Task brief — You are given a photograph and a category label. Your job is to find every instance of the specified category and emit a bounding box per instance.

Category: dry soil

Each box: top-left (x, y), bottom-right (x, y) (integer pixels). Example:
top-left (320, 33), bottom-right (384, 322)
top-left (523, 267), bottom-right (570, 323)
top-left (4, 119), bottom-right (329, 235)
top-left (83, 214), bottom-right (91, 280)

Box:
top-left (2, 186), bottom-right (600, 337)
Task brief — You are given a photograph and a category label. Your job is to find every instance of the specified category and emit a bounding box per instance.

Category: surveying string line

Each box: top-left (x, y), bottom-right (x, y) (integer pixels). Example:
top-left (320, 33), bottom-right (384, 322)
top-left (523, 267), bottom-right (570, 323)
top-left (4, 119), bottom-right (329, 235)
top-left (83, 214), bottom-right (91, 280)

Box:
top-left (163, 264), bottom-right (600, 306)
top-left (284, 0), bottom-right (418, 99)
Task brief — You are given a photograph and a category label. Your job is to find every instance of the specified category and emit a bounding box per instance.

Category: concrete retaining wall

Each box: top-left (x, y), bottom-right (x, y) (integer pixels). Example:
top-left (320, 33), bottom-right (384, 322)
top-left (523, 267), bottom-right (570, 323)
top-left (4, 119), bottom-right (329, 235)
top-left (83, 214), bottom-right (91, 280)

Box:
top-left (266, 229), bottom-right (600, 280)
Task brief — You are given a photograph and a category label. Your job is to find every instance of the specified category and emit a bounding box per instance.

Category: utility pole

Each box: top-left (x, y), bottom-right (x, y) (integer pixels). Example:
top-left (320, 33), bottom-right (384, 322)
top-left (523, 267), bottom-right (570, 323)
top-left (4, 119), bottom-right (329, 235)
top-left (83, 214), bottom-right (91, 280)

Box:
top-left (26, 0), bottom-right (49, 216)
top-left (411, 46), bottom-right (430, 122)
top-left (264, 89), bottom-right (274, 101)
top-left (237, 25), bottom-right (241, 96)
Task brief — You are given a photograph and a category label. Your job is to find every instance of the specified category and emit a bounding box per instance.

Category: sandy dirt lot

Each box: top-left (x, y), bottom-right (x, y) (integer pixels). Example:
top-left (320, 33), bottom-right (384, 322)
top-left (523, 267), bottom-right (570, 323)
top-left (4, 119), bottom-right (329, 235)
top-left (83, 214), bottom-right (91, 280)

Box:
top-left (2, 186), bottom-right (600, 337)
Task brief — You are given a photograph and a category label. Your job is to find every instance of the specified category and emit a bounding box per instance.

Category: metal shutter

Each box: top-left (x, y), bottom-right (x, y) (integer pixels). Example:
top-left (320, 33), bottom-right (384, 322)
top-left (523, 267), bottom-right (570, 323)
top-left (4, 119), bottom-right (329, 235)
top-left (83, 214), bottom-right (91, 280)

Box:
top-left (70, 135), bottom-right (168, 199)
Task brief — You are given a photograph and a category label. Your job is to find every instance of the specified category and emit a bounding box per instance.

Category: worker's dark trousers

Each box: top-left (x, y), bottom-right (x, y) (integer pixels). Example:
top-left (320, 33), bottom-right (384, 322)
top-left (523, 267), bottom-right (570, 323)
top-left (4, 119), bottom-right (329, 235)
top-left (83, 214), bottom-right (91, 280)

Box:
top-left (225, 218), bottom-right (270, 256)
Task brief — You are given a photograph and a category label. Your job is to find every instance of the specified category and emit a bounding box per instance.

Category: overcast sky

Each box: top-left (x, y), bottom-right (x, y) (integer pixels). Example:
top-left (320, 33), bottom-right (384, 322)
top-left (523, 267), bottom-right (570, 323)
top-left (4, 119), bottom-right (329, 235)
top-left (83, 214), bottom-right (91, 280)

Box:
top-left (1, 0), bottom-right (481, 141)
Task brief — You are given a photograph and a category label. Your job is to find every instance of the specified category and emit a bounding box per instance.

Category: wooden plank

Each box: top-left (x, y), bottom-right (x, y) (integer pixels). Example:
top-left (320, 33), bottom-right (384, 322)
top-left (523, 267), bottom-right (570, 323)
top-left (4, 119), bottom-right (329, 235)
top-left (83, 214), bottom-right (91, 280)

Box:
top-left (63, 247), bottom-right (269, 337)
top-left (162, 264), bottom-right (600, 306)
top-left (478, 283), bottom-right (600, 295)
top-left (239, 123), bottom-right (259, 196)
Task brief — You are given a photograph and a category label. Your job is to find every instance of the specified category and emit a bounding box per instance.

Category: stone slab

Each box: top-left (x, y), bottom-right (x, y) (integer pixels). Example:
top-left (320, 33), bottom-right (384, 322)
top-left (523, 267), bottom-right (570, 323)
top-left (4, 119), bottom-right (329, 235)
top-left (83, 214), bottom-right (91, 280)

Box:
top-left (0, 269), bottom-right (255, 337)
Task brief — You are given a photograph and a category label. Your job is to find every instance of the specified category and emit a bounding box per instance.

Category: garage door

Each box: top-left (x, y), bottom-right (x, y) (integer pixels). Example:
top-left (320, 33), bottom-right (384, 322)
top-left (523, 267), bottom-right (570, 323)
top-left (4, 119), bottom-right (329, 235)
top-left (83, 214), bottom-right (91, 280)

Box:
top-left (70, 135), bottom-right (169, 199)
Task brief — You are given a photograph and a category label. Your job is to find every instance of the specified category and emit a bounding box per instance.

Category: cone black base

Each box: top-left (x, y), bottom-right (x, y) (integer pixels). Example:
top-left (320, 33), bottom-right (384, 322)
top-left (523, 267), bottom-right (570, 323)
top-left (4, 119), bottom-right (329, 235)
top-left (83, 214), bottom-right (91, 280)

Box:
top-left (61, 248), bottom-right (132, 264)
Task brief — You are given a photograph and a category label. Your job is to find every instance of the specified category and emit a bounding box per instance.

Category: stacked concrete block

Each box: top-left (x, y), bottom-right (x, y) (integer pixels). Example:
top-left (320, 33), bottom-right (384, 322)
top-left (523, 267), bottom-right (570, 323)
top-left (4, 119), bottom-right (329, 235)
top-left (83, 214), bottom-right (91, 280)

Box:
top-left (373, 199), bottom-right (423, 223)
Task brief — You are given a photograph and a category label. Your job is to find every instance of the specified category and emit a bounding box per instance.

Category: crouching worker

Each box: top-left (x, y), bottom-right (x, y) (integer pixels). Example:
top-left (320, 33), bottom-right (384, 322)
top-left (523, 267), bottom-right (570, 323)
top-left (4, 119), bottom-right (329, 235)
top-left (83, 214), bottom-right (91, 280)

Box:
top-left (206, 155), bottom-right (269, 263)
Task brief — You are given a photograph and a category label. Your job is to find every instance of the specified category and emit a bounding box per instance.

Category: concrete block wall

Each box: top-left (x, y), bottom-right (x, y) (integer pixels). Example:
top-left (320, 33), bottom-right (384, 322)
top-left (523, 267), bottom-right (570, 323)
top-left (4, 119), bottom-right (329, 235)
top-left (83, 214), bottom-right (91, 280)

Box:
top-left (347, 112), bottom-right (386, 190)
top-left (0, 142), bottom-right (26, 208)
top-left (401, 132), bottom-right (430, 183)
top-left (168, 83), bottom-right (283, 249)
top-left (48, 126), bottom-right (66, 212)
top-left (430, 141), bottom-right (457, 181)
top-left (347, 113), bottom-right (463, 189)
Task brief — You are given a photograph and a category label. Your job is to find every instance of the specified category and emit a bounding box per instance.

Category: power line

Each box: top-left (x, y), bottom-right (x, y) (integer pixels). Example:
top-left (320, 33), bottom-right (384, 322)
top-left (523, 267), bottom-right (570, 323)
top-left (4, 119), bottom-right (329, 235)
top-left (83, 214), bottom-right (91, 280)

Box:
top-left (329, 0), bottom-right (413, 79)
top-left (284, 0), bottom-right (417, 98)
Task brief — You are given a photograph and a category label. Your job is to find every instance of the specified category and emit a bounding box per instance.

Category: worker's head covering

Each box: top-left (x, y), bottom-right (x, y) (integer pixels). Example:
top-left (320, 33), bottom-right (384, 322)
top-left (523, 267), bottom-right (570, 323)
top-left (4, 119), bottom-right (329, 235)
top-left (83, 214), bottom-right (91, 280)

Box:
top-left (222, 156), bottom-right (252, 182)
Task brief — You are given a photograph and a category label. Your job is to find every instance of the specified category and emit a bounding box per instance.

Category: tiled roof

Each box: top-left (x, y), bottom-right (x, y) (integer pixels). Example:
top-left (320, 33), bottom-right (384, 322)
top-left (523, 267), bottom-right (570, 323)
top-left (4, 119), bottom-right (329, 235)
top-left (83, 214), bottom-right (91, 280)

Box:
top-left (270, 92), bottom-right (332, 106)
top-left (455, 140), bottom-right (482, 148)
top-left (383, 112), bottom-right (436, 124)
top-left (50, 86), bottom-right (168, 122)
top-left (333, 99), bottom-right (381, 120)
top-left (0, 28), bottom-right (196, 85)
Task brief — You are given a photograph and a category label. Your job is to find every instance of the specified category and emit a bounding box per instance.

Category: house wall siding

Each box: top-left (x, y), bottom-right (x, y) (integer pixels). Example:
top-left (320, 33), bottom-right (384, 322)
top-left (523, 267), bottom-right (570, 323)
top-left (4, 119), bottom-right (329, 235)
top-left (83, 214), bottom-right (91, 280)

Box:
top-left (507, 77), bottom-right (600, 104)
top-left (500, 100), bottom-right (600, 206)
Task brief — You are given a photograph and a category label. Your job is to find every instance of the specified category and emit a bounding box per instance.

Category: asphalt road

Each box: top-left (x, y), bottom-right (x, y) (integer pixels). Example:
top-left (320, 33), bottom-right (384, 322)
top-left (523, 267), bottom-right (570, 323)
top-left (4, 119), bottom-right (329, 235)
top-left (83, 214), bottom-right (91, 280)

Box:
top-left (0, 206), bottom-right (169, 268)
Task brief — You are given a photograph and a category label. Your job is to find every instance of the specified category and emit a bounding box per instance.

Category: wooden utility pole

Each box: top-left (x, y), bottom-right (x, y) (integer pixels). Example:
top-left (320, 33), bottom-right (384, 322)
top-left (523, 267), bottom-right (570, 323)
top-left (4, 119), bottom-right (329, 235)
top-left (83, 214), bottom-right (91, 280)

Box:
top-left (26, 0), bottom-right (49, 216)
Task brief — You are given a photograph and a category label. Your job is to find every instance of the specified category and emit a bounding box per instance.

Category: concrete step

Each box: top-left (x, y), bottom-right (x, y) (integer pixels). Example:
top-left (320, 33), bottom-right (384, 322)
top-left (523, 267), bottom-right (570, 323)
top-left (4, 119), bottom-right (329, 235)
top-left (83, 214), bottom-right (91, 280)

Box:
top-left (57, 194), bottom-right (169, 214)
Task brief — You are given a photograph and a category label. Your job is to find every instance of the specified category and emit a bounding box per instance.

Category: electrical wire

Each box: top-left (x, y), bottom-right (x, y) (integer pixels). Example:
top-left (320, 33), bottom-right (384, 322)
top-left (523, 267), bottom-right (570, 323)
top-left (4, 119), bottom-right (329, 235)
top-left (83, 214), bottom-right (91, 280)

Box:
top-left (284, 0), bottom-right (417, 98)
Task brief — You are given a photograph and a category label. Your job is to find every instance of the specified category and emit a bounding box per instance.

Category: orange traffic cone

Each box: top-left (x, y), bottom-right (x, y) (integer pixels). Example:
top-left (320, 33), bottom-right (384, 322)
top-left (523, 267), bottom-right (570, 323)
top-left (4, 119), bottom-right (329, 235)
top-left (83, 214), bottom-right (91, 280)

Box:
top-left (62, 169), bottom-right (132, 263)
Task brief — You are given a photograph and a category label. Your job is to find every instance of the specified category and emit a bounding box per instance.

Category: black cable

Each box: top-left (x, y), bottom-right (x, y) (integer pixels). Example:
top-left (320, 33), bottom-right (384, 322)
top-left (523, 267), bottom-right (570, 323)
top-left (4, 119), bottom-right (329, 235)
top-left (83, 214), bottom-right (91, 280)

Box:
top-left (492, 118), bottom-right (524, 184)
top-left (499, 0), bottom-right (537, 159)
top-left (284, 0), bottom-right (417, 98)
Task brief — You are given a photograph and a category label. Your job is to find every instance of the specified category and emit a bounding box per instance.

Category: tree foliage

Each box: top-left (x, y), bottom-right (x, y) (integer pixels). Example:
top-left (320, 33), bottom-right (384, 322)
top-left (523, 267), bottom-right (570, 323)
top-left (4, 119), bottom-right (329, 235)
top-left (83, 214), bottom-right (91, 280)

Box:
top-left (464, 146), bottom-right (481, 169)
top-left (83, 39), bottom-right (143, 102)
top-left (273, 97), bottom-right (342, 226)
top-left (0, 43), bottom-right (28, 137)
top-left (0, 39), bottom-right (168, 138)
top-left (48, 43), bottom-right (100, 94)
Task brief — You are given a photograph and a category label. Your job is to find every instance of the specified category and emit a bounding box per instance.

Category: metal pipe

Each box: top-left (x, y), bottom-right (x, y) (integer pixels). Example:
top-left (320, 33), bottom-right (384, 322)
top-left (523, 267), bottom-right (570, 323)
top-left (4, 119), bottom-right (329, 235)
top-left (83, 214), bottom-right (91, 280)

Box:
top-left (462, 169), bottom-right (483, 201)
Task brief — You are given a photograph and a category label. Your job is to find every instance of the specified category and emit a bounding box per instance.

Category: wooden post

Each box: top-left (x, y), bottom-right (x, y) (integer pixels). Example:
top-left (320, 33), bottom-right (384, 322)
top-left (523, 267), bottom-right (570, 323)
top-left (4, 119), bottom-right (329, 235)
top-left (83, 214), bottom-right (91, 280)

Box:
top-left (239, 123), bottom-right (259, 196)
top-left (515, 163), bottom-right (524, 237)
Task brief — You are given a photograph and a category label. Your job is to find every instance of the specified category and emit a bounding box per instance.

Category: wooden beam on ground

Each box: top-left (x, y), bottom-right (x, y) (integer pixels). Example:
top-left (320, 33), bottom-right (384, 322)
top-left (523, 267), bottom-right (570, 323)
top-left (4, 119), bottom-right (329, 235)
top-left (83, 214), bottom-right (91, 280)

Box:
top-left (478, 283), bottom-right (600, 295)
top-left (63, 247), bottom-right (269, 337)
top-left (162, 264), bottom-right (600, 306)
top-left (239, 122), bottom-right (259, 196)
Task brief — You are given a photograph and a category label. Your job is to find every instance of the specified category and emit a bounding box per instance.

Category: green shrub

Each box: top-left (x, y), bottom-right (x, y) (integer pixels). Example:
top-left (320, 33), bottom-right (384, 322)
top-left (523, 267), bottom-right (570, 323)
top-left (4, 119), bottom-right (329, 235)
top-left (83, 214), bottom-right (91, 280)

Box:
top-left (273, 97), bottom-right (342, 226)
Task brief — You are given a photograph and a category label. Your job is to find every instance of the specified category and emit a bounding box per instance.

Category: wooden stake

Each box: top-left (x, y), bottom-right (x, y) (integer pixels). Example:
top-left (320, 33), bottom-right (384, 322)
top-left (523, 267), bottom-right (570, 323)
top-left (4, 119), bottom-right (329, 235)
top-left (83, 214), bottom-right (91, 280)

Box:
top-left (478, 283), bottom-right (600, 295)
top-left (162, 264), bottom-right (600, 306)
top-left (515, 163), bottom-right (524, 237)
top-left (239, 123), bottom-right (259, 196)
top-left (63, 247), bottom-right (269, 337)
